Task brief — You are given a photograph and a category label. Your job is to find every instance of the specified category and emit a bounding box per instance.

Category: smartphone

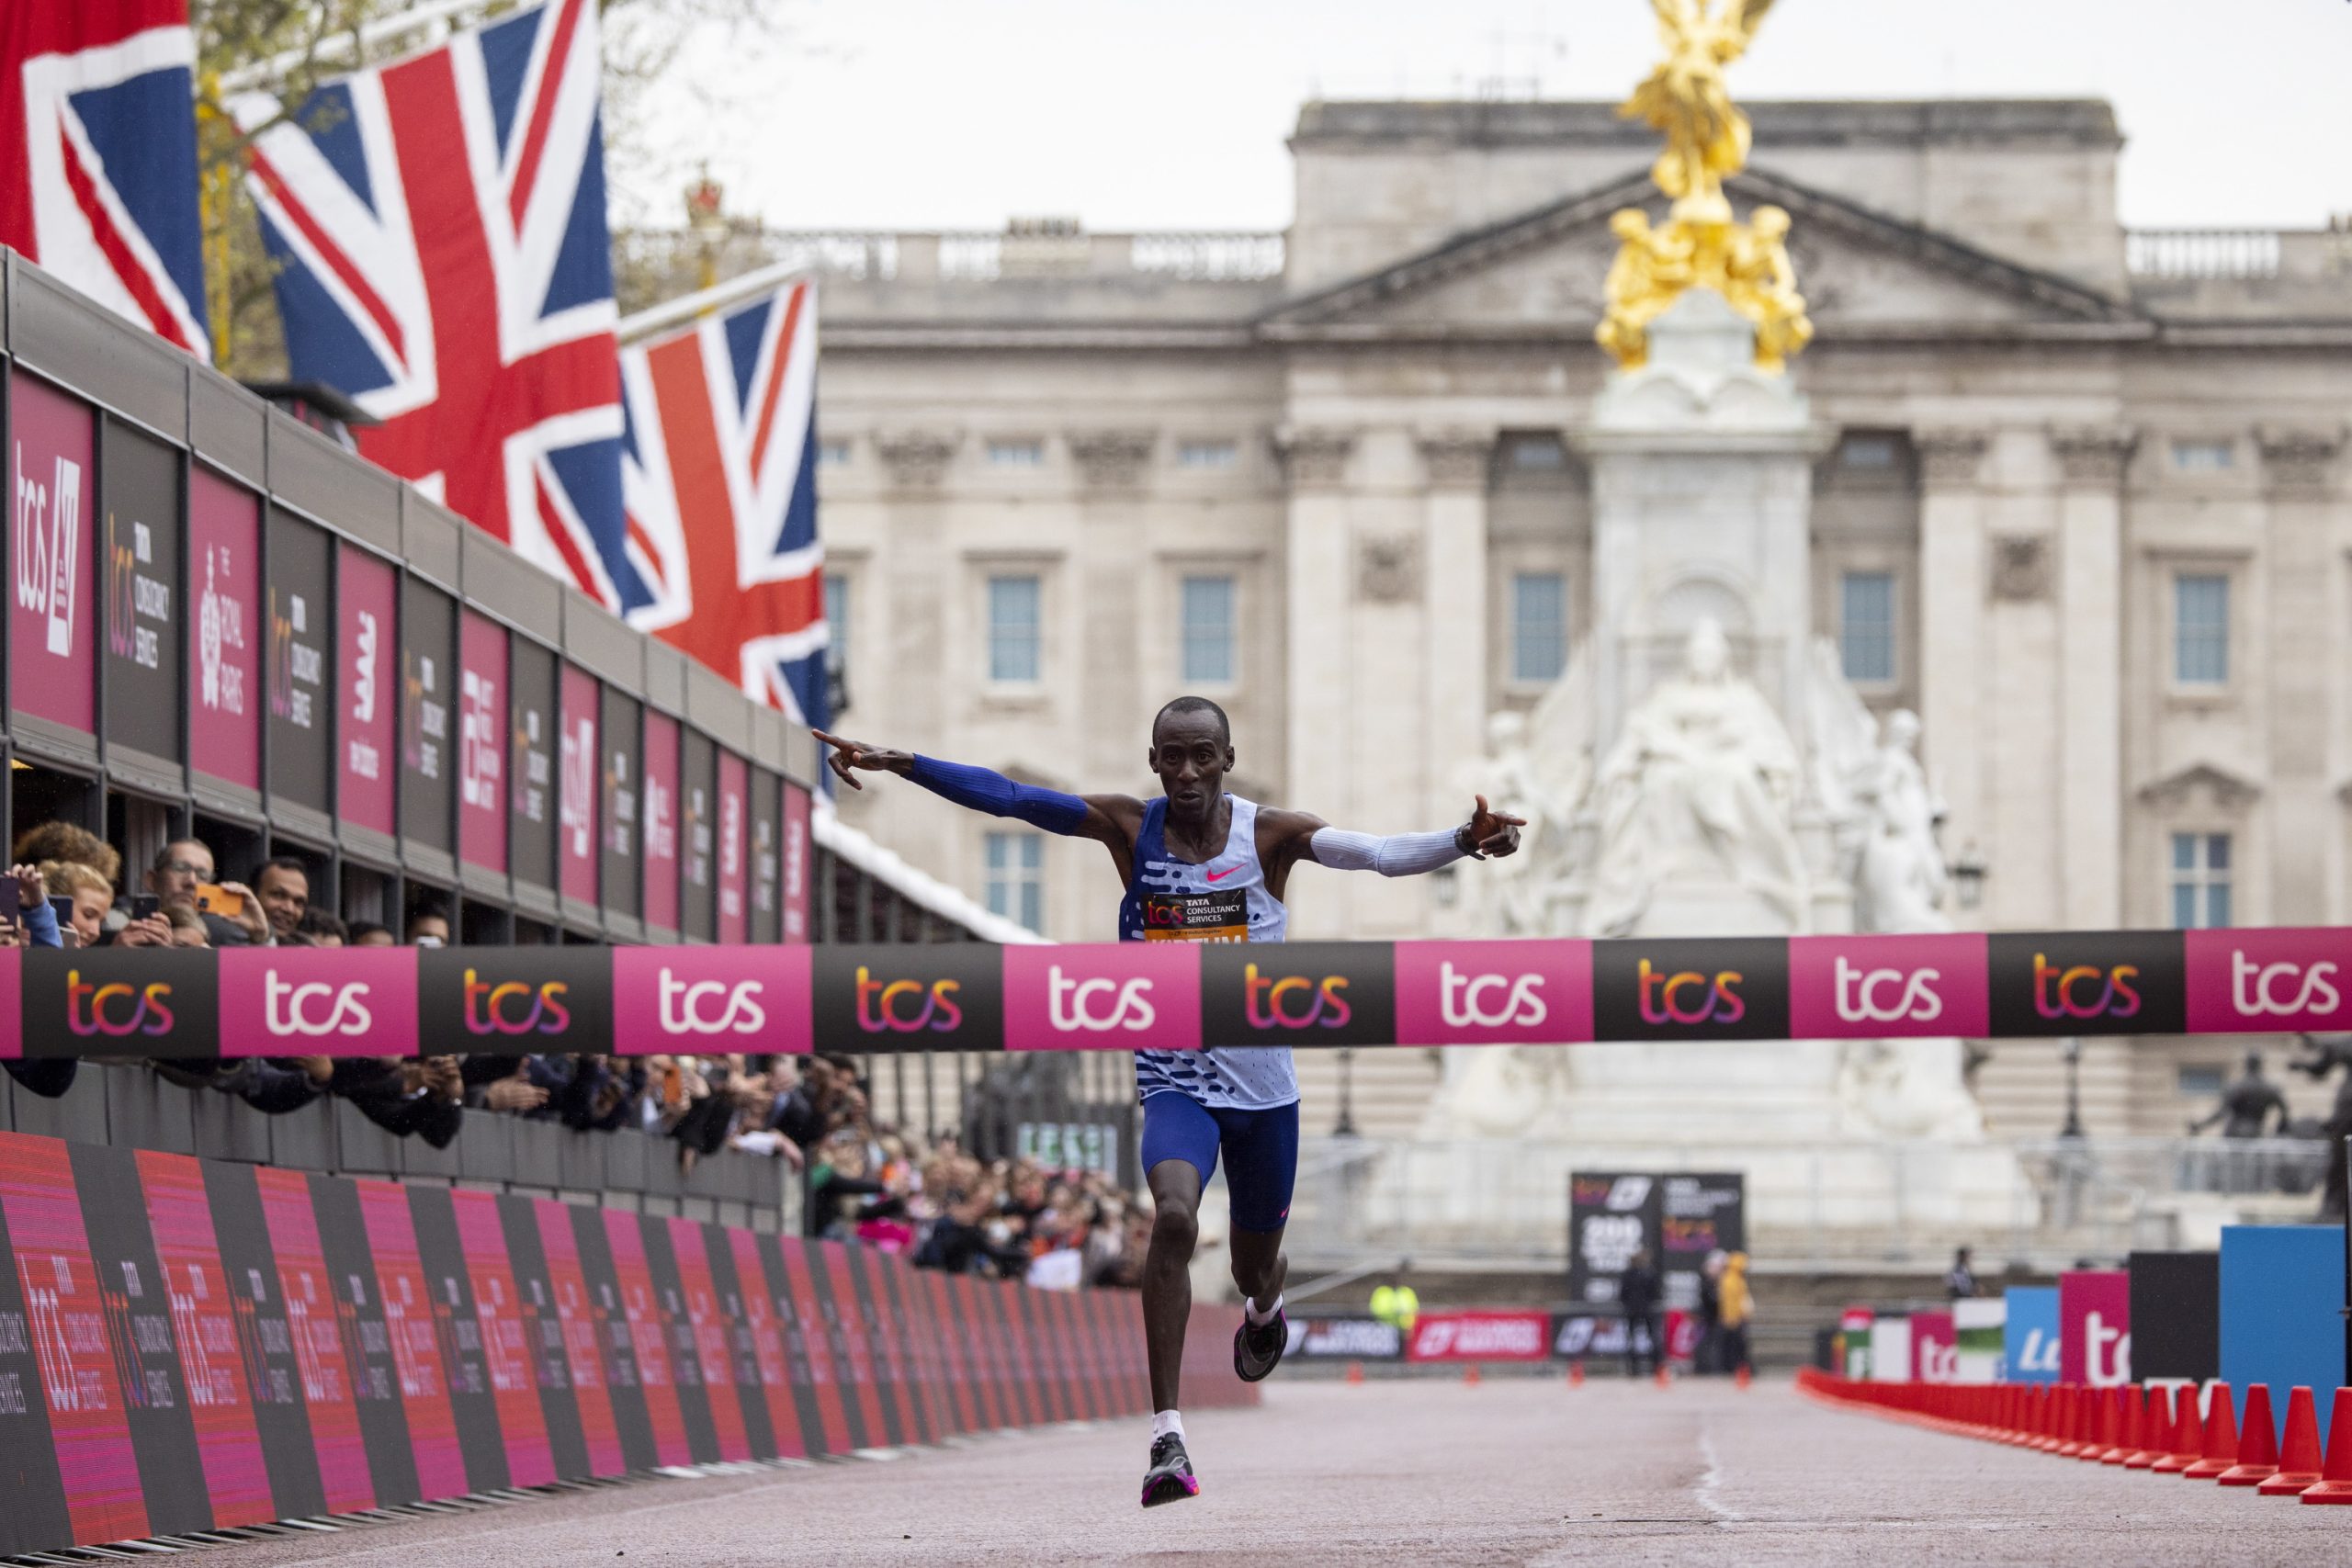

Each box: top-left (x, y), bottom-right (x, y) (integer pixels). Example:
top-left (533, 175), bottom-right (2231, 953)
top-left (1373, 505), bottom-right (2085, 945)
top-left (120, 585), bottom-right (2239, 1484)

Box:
top-left (130, 894), bottom-right (161, 921)
top-left (0, 877), bottom-right (17, 923)
top-left (48, 895), bottom-right (74, 927)
top-left (195, 882), bottom-right (244, 917)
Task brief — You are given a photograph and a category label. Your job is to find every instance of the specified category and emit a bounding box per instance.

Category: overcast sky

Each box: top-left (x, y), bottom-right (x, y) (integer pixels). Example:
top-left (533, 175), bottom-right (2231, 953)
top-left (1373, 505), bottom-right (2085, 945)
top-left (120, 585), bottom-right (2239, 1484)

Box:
top-left (626, 0), bottom-right (2352, 234)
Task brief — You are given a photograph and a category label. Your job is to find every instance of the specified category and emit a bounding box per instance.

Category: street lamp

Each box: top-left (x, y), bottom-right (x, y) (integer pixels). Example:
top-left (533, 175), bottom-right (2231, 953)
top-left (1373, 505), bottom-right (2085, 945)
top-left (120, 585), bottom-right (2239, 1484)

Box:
top-left (1948, 842), bottom-right (1989, 912)
top-left (1333, 1048), bottom-right (1360, 1137)
top-left (2058, 1036), bottom-right (2086, 1141)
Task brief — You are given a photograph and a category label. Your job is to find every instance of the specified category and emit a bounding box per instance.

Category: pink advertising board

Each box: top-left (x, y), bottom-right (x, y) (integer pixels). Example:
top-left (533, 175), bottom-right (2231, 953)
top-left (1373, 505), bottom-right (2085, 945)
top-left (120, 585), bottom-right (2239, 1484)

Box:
top-left (1909, 1311), bottom-right (1956, 1383)
top-left (10, 376), bottom-right (96, 734)
top-left (2058, 1269), bottom-right (2132, 1387)
top-left (717, 751), bottom-right (749, 944)
top-left (1786, 933), bottom-right (1990, 1038)
top-left (1002, 943), bottom-right (1203, 1053)
top-left (781, 781), bottom-right (812, 942)
top-left (559, 665), bottom-right (600, 905)
top-left (2184, 927), bottom-right (2352, 1033)
top-left (458, 612), bottom-right (509, 874)
top-left (187, 468), bottom-right (261, 788)
top-left (1393, 940), bottom-right (1593, 1045)
top-left (611, 947), bottom-right (810, 1055)
top-left (335, 545), bottom-right (399, 835)
top-left (216, 947), bottom-right (419, 1058)
top-left (640, 710), bottom-right (680, 931)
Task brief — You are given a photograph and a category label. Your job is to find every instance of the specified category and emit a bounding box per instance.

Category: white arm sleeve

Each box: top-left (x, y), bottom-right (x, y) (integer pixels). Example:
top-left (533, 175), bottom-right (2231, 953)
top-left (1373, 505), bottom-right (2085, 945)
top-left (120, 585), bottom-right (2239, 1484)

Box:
top-left (1309, 826), bottom-right (1466, 877)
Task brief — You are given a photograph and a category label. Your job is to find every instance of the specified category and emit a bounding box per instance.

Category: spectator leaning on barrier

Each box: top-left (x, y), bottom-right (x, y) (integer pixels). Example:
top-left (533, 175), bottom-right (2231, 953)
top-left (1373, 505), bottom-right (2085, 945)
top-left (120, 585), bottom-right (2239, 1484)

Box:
top-left (407, 904), bottom-right (451, 947)
top-left (297, 908), bottom-right (348, 947)
top-left (164, 905), bottom-right (210, 948)
top-left (42, 860), bottom-right (113, 947)
top-left (12, 821), bottom-right (120, 888)
top-left (250, 857), bottom-right (310, 942)
top-left (146, 838), bottom-right (267, 946)
top-left (0, 863), bottom-right (74, 1100)
top-left (349, 920), bottom-right (396, 948)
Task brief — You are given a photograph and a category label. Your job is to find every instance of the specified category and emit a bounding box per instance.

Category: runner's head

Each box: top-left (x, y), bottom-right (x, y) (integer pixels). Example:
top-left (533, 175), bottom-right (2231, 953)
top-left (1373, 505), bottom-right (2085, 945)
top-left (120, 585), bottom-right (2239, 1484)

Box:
top-left (1149, 696), bottom-right (1233, 827)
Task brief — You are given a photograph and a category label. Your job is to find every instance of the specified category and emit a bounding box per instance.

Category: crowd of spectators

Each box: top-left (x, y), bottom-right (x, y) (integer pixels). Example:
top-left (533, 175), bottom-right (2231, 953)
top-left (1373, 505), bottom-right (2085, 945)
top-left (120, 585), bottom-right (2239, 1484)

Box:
top-left (0, 823), bottom-right (1148, 1287)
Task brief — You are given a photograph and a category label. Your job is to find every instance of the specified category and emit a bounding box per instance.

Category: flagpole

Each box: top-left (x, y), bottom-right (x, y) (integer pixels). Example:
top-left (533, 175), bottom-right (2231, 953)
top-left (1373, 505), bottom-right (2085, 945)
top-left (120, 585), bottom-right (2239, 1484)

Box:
top-left (616, 261), bottom-right (812, 346)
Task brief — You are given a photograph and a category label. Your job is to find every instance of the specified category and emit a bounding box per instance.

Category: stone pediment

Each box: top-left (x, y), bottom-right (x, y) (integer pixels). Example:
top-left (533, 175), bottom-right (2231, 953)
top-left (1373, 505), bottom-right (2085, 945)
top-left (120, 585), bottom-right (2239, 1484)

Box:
top-left (1259, 167), bottom-right (2144, 342)
top-left (2138, 761), bottom-right (2262, 812)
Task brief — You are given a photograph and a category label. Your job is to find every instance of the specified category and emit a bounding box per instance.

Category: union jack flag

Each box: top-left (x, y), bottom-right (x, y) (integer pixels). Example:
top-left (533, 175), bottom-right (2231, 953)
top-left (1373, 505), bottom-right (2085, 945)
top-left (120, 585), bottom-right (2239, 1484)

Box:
top-left (618, 277), bottom-right (829, 728)
top-left (237, 0), bottom-right (625, 601)
top-left (0, 0), bottom-right (208, 358)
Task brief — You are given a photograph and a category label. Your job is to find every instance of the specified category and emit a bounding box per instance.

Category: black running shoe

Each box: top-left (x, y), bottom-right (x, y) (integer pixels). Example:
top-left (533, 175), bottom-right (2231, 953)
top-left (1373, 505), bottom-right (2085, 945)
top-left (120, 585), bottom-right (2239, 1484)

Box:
top-left (1233, 1306), bottom-right (1287, 1383)
top-left (1140, 1432), bottom-right (1198, 1507)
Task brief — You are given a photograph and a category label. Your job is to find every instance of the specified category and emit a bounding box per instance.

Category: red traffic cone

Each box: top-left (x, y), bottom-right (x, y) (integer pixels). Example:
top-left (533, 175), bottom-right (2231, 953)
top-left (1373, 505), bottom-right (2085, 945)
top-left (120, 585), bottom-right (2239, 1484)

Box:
top-left (1655, 1363), bottom-right (1671, 1389)
top-left (2258, 1386), bottom-right (2324, 1496)
top-left (2099, 1385), bottom-right (2139, 1463)
top-left (2127, 1384), bottom-right (2175, 1469)
top-left (2032, 1385), bottom-right (2065, 1452)
top-left (2183, 1382), bottom-right (2241, 1479)
top-left (2218, 1384), bottom-right (2280, 1486)
top-left (2152, 1383), bottom-right (2203, 1473)
top-left (1567, 1361), bottom-right (1586, 1389)
top-left (1346, 1361), bottom-right (1365, 1386)
top-left (1735, 1363), bottom-right (1753, 1391)
top-left (1463, 1363), bottom-right (1482, 1387)
top-left (2300, 1388), bottom-right (2352, 1504)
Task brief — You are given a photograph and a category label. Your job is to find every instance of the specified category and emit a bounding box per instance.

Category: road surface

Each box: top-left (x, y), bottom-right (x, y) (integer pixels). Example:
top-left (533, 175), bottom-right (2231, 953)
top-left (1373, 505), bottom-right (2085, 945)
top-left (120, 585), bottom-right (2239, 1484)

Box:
top-left (195, 1379), bottom-right (2345, 1566)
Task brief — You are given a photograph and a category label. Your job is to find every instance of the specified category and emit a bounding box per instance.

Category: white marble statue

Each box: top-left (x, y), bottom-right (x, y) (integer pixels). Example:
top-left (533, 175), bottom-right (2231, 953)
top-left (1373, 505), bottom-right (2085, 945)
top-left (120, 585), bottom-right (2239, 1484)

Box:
top-left (1584, 617), bottom-right (1807, 936)
top-left (1453, 639), bottom-right (1592, 936)
top-left (1805, 643), bottom-right (1951, 933)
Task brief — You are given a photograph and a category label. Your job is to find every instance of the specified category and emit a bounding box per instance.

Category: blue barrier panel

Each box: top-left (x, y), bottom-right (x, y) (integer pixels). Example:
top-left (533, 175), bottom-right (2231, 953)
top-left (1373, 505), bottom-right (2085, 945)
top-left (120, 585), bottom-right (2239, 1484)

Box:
top-left (2219, 1224), bottom-right (2346, 1442)
top-left (2003, 1286), bottom-right (2060, 1384)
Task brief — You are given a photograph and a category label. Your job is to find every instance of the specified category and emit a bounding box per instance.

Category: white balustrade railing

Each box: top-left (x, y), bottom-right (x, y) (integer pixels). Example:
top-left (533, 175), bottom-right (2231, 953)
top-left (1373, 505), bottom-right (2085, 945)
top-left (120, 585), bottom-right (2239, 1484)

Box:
top-left (2125, 229), bottom-right (2284, 279)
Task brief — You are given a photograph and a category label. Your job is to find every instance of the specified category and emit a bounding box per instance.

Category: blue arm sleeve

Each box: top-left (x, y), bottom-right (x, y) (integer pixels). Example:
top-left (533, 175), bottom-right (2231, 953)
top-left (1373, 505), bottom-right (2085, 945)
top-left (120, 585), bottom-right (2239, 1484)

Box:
top-left (908, 755), bottom-right (1090, 835)
top-left (20, 897), bottom-right (60, 949)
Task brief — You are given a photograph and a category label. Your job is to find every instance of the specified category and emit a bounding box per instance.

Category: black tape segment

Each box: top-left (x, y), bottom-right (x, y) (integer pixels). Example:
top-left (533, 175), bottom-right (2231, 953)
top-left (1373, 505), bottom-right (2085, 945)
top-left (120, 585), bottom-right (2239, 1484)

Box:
top-left (304, 1173), bottom-right (423, 1506)
top-left (67, 1143), bottom-right (214, 1537)
top-left (402, 1187), bottom-right (510, 1493)
top-left (695, 1222), bottom-right (778, 1461)
top-left (564, 1206), bottom-right (661, 1472)
top-left (200, 1160), bottom-right (328, 1521)
top-left (495, 1195), bottom-right (592, 1480)
top-left (0, 1156), bottom-right (75, 1559)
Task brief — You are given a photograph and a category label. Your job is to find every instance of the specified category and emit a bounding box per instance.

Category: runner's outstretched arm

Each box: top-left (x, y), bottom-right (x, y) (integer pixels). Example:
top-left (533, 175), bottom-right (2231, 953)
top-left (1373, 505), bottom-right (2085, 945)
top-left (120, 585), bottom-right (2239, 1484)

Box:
top-left (812, 729), bottom-right (1143, 851)
top-left (1259, 795), bottom-right (1526, 882)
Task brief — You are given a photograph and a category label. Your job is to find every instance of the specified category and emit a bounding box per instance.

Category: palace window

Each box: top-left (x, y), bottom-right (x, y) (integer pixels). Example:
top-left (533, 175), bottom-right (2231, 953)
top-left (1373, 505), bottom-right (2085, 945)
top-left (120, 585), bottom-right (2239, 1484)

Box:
top-left (2170, 831), bottom-right (2233, 929)
top-left (1506, 434), bottom-right (1566, 471)
top-left (985, 831), bottom-right (1044, 932)
top-left (823, 572), bottom-right (850, 684)
top-left (2171, 439), bottom-right (2234, 472)
top-left (986, 438), bottom-right (1045, 467)
top-left (988, 575), bottom-right (1042, 682)
top-left (1838, 570), bottom-right (1897, 685)
top-left (2177, 1064), bottom-right (2226, 1100)
top-left (1840, 434), bottom-right (1899, 470)
top-left (1176, 439), bottom-right (1238, 469)
top-left (817, 438), bottom-right (851, 467)
top-left (1510, 572), bottom-right (1567, 683)
top-left (1181, 575), bottom-right (1236, 684)
top-left (2174, 573), bottom-right (2229, 686)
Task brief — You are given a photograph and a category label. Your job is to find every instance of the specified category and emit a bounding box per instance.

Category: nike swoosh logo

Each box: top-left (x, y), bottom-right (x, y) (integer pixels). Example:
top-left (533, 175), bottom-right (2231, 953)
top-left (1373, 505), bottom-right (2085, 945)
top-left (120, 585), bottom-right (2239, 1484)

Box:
top-left (1204, 865), bottom-right (1242, 883)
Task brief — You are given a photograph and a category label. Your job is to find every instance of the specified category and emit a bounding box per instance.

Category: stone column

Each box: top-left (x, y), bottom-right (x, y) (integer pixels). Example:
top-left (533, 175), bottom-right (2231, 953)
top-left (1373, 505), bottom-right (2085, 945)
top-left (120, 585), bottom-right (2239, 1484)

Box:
top-left (1068, 428), bottom-right (1158, 790)
top-left (873, 428), bottom-right (961, 745)
top-left (1914, 428), bottom-right (1991, 902)
top-left (1417, 425), bottom-right (1493, 807)
top-left (2050, 424), bottom-right (2133, 930)
top-left (1276, 425), bottom-right (1357, 931)
top-left (2257, 424), bottom-right (2346, 923)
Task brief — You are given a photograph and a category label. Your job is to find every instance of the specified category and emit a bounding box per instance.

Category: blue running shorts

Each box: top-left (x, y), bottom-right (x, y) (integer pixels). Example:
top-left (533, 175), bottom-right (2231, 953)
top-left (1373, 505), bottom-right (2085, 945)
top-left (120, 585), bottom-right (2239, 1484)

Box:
top-left (1139, 1091), bottom-right (1298, 1235)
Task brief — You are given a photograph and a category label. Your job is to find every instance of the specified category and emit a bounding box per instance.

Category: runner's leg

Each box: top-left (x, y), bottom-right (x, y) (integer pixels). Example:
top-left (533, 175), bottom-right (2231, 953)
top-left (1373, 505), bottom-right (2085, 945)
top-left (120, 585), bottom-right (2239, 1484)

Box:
top-left (1140, 1092), bottom-right (1219, 1412)
top-left (1219, 1101), bottom-right (1298, 1313)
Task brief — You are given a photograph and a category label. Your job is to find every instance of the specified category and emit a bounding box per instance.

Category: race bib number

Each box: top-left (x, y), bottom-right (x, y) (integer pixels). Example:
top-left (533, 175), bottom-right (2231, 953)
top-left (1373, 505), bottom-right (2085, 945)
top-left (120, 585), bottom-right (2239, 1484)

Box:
top-left (1140, 888), bottom-right (1249, 942)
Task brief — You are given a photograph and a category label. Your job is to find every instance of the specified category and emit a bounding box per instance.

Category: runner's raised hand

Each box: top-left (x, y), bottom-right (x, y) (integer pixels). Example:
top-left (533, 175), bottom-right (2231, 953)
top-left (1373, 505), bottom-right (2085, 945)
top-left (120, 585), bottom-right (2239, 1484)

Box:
top-left (1461, 794), bottom-right (1527, 859)
top-left (812, 728), bottom-right (916, 791)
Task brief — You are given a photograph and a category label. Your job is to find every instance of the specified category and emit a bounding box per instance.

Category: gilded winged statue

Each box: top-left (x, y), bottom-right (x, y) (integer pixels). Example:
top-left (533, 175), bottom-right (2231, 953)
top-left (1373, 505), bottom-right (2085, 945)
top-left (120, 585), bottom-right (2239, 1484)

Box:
top-left (1622, 0), bottom-right (1778, 224)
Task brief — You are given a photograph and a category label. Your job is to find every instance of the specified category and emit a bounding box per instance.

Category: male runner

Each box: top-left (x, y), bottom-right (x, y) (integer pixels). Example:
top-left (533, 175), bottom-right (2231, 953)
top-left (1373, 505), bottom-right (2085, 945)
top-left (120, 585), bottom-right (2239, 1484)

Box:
top-left (816, 697), bottom-right (1521, 1506)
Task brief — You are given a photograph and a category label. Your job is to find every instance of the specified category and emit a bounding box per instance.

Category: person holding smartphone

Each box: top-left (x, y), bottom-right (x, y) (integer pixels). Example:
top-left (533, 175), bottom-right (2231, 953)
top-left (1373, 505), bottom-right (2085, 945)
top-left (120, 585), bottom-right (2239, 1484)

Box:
top-left (144, 839), bottom-right (268, 946)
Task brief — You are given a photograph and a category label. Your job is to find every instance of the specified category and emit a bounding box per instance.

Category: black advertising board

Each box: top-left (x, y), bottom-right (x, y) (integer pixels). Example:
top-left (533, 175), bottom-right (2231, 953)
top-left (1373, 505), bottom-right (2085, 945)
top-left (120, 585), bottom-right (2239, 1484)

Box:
top-left (99, 417), bottom-right (184, 781)
top-left (1199, 942), bottom-right (1395, 1048)
top-left (600, 688), bottom-right (642, 924)
top-left (509, 637), bottom-right (560, 899)
top-left (681, 729), bottom-right (718, 942)
top-left (2129, 1249), bottom-right (2221, 1382)
top-left (1590, 938), bottom-right (1789, 1041)
top-left (1566, 1171), bottom-right (1659, 1306)
top-left (1283, 1314), bottom-right (1405, 1361)
top-left (1987, 930), bottom-right (2186, 1037)
top-left (265, 508), bottom-right (334, 823)
top-left (400, 575), bottom-right (458, 860)
top-left (814, 944), bottom-right (1004, 1054)
top-left (749, 767), bottom-right (782, 944)
top-left (1657, 1172), bottom-right (1745, 1314)
top-left (18, 946), bottom-right (221, 1059)
top-left (417, 945), bottom-right (615, 1057)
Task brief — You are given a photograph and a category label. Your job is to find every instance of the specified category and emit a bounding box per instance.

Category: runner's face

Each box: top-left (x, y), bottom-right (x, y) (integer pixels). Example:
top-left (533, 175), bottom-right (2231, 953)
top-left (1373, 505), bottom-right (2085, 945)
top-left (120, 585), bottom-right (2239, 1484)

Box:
top-left (1149, 713), bottom-right (1232, 825)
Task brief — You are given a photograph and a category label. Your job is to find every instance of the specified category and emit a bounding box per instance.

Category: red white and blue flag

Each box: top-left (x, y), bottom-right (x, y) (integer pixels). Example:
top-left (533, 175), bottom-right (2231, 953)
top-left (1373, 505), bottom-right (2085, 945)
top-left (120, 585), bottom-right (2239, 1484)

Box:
top-left (237, 0), bottom-right (627, 602)
top-left (619, 278), bottom-right (829, 727)
top-left (1, 0), bottom-right (209, 357)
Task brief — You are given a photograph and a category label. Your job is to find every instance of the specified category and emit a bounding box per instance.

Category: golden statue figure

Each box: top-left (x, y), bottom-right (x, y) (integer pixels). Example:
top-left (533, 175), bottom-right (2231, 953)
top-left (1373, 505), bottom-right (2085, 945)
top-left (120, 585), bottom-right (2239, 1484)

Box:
top-left (1598, 0), bottom-right (1811, 374)
top-left (1623, 0), bottom-right (1778, 225)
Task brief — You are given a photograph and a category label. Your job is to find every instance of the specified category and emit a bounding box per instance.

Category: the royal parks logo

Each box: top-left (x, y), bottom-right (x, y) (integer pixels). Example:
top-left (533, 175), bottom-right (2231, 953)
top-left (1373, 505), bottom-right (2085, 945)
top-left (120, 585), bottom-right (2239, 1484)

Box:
top-left (420, 946), bottom-right (612, 1054)
top-left (1200, 942), bottom-right (1393, 1047)
top-left (21, 948), bottom-right (217, 1058)
top-left (1987, 931), bottom-right (2184, 1036)
top-left (814, 944), bottom-right (1002, 1052)
top-left (1590, 938), bottom-right (1788, 1041)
